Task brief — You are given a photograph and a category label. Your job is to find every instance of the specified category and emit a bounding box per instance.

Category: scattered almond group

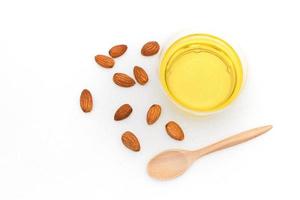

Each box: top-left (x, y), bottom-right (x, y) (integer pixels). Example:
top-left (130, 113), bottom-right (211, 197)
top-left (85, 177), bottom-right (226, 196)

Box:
top-left (81, 41), bottom-right (185, 152)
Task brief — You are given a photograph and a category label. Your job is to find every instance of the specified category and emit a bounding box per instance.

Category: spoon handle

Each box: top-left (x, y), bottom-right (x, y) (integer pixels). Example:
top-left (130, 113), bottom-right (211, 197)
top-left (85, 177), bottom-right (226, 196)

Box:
top-left (191, 125), bottom-right (272, 159)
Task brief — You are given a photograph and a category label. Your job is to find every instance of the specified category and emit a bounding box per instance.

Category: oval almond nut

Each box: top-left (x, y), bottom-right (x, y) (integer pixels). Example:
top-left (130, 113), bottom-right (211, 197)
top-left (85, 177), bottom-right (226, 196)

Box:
top-left (109, 44), bottom-right (127, 58)
top-left (141, 41), bottom-right (160, 56)
top-left (114, 104), bottom-right (132, 121)
top-left (80, 89), bottom-right (93, 112)
top-left (121, 131), bottom-right (141, 152)
top-left (133, 66), bottom-right (148, 85)
top-left (113, 73), bottom-right (135, 87)
top-left (146, 104), bottom-right (161, 125)
top-left (95, 55), bottom-right (115, 68)
top-left (165, 121), bottom-right (184, 141)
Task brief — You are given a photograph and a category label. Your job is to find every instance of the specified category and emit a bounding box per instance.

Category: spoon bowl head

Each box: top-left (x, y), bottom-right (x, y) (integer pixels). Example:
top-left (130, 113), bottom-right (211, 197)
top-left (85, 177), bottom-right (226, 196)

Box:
top-left (147, 150), bottom-right (190, 180)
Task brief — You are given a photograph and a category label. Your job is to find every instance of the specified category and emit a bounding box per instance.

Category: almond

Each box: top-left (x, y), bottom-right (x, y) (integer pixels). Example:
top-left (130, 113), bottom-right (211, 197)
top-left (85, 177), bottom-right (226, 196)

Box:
top-left (141, 41), bottom-right (160, 56)
top-left (80, 89), bottom-right (93, 112)
top-left (165, 121), bottom-right (184, 141)
top-left (113, 73), bottom-right (135, 87)
top-left (146, 104), bottom-right (161, 125)
top-left (114, 104), bottom-right (132, 121)
top-left (121, 131), bottom-right (140, 152)
top-left (133, 66), bottom-right (148, 85)
top-left (109, 44), bottom-right (127, 58)
top-left (95, 55), bottom-right (115, 68)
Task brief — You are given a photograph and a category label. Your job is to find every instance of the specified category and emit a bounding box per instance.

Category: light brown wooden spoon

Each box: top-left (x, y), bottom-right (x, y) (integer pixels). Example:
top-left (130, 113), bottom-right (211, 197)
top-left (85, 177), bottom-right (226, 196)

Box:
top-left (147, 125), bottom-right (272, 180)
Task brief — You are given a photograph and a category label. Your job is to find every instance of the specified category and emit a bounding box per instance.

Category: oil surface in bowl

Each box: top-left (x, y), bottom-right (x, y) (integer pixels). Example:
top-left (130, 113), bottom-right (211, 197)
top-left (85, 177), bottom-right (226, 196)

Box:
top-left (160, 34), bottom-right (243, 113)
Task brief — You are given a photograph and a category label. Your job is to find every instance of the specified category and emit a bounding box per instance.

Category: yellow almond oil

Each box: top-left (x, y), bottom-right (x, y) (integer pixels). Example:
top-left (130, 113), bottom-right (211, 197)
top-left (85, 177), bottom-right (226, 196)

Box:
top-left (160, 34), bottom-right (243, 113)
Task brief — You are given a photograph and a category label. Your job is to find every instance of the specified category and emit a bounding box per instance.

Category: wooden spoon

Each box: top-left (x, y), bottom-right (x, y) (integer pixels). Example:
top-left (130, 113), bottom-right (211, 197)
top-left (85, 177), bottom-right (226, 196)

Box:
top-left (147, 125), bottom-right (272, 180)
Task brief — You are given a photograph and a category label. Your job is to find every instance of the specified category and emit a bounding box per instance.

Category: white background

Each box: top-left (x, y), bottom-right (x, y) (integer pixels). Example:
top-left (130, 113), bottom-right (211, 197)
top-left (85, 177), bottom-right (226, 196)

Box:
top-left (0, 0), bottom-right (299, 199)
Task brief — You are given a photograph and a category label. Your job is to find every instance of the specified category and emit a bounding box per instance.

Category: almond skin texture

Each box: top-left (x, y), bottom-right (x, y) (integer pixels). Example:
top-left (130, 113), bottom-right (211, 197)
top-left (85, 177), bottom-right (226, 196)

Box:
top-left (165, 121), bottom-right (184, 141)
top-left (113, 73), bottom-right (135, 87)
top-left (146, 104), bottom-right (161, 125)
top-left (95, 55), bottom-right (115, 68)
top-left (121, 131), bottom-right (140, 152)
top-left (133, 66), bottom-right (148, 85)
top-left (141, 41), bottom-right (160, 56)
top-left (114, 104), bottom-right (132, 121)
top-left (80, 89), bottom-right (93, 112)
top-left (109, 44), bottom-right (127, 58)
